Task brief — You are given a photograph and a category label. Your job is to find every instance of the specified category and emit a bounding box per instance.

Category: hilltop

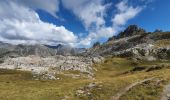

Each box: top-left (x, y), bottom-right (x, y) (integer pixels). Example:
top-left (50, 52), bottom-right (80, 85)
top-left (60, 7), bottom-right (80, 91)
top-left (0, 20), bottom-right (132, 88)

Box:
top-left (85, 25), bottom-right (170, 61)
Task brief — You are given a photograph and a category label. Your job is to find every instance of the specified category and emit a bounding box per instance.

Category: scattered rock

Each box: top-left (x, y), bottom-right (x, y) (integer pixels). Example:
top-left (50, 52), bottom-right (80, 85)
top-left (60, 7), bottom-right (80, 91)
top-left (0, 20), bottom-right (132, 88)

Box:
top-left (75, 83), bottom-right (102, 97)
top-left (76, 90), bottom-right (85, 95)
top-left (92, 56), bottom-right (104, 63)
top-left (0, 55), bottom-right (104, 80)
top-left (162, 84), bottom-right (170, 100)
top-left (32, 71), bottom-right (56, 80)
top-left (87, 83), bottom-right (97, 88)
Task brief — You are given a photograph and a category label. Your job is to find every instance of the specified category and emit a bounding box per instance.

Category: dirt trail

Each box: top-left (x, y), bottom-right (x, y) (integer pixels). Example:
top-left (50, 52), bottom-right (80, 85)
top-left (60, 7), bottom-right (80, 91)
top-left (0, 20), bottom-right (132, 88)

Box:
top-left (161, 83), bottom-right (170, 100)
top-left (110, 77), bottom-right (155, 100)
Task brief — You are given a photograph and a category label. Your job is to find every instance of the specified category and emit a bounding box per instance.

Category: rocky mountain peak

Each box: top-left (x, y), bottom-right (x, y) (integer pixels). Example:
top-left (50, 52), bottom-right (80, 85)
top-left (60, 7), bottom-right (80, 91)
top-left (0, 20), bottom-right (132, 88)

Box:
top-left (118, 25), bottom-right (146, 38)
top-left (93, 42), bottom-right (100, 48)
top-left (107, 36), bottom-right (117, 42)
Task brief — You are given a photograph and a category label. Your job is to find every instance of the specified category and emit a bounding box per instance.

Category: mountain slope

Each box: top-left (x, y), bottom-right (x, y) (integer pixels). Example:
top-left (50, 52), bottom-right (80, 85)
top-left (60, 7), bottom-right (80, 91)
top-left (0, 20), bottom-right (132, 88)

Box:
top-left (85, 25), bottom-right (170, 61)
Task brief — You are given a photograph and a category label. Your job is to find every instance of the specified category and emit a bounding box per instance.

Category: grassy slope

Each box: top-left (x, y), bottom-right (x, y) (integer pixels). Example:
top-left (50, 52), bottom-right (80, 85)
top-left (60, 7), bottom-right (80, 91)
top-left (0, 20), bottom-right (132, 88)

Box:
top-left (0, 57), bottom-right (170, 100)
top-left (154, 39), bottom-right (170, 48)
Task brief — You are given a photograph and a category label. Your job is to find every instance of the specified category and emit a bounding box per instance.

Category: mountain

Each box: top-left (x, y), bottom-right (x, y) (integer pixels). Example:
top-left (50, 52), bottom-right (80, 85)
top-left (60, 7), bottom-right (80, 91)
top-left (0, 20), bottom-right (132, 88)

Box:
top-left (0, 42), bottom-right (86, 58)
top-left (0, 25), bottom-right (169, 99)
top-left (0, 43), bottom-right (57, 58)
top-left (118, 25), bottom-right (146, 38)
top-left (46, 44), bottom-right (86, 56)
top-left (84, 25), bottom-right (170, 61)
top-left (0, 25), bottom-right (169, 61)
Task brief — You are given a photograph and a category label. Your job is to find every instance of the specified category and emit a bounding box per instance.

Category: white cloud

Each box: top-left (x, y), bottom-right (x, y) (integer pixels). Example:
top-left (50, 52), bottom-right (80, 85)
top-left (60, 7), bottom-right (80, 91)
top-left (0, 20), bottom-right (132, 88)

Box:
top-left (0, 1), bottom-right (77, 46)
top-left (16, 0), bottom-right (60, 18)
top-left (0, 0), bottom-right (144, 47)
top-left (78, 26), bottom-right (116, 47)
top-left (112, 0), bottom-right (142, 26)
top-left (62, 0), bottom-right (110, 30)
top-left (62, 0), bottom-right (116, 47)
top-left (78, 0), bottom-right (143, 47)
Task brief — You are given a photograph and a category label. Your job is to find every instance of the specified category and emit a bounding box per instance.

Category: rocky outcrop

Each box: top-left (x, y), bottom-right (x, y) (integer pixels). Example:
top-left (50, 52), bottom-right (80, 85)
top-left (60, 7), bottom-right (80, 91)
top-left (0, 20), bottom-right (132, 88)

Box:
top-left (0, 55), bottom-right (93, 73)
top-left (112, 44), bottom-right (170, 61)
top-left (118, 25), bottom-right (146, 38)
top-left (84, 25), bottom-right (170, 61)
top-left (0, 55), bottom-right (104, 79)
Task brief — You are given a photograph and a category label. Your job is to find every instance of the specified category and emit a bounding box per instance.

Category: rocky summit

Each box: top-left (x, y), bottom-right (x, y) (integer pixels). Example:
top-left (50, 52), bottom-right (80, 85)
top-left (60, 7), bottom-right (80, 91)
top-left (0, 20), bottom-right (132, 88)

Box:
top-left (85, 25), bottom-right (170, 61)
top-left (118, 25), bottom-right (146, 38)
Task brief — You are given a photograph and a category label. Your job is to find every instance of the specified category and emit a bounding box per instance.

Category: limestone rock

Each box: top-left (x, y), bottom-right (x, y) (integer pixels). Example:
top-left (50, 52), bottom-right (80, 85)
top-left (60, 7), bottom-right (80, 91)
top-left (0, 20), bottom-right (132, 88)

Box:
top-left (118, 25), bottom-right (146, 38)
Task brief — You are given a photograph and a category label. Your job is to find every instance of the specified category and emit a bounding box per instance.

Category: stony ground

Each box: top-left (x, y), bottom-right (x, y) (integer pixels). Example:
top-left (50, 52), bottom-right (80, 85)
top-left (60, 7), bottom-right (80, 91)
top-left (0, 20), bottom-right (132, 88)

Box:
top-left (0, 57), bottom-right (169, 100)
top-left (161, 83), bottom-right (170, 100)
top-left (0, 55), bottom-right (103, 80)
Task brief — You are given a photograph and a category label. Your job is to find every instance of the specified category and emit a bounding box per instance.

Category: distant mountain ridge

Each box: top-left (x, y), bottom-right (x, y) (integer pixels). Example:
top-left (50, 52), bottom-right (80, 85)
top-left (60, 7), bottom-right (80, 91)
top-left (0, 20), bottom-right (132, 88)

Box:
top-left (45, 44), bottom-right (86, 56)
top-left (0, 43), bottom-right (86, 58)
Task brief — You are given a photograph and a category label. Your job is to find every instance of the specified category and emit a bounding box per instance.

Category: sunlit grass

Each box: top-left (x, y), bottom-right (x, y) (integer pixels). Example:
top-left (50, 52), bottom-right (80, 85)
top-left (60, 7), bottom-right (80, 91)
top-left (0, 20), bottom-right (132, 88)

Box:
top-left (0, 57), bottom-right (169, 100)
top-left (154, 39), bottom-right (170, 48)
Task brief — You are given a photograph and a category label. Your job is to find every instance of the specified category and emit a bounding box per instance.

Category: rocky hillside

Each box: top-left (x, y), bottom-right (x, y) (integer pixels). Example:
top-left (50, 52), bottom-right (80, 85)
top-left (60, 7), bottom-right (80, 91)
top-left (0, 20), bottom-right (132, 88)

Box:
top-left (0, 42), bottom-right (103, 79)
top-left (1, 25), bottom-right (169, 61)
top-left (85, 25), bottom-right (170, 61)
top-left (0, 43), bottom-right (85, 58)
top-left (0, 54), bottom-right (103, 77)
top-left (0, 25), bottom-right (169, 99)
top-left (0, 25), bottom-right (169, 80)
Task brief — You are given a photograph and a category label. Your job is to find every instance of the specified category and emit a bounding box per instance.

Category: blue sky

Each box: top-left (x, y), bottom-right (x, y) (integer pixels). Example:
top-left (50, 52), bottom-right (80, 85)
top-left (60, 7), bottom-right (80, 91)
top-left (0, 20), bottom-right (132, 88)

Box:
top-left (127, 0), bottom-right (170, 32)
top-left (0, 0), bottom-right (169, 48)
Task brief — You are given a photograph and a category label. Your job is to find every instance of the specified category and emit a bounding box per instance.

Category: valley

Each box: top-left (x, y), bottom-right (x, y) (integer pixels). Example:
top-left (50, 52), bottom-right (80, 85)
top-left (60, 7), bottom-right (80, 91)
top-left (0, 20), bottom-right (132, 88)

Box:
top-left (0, 0), bottom-right (170, 99)
top-left (0, 57), bottom-right (169, 100)
top-left (0, 25), bottom-right (169, 100)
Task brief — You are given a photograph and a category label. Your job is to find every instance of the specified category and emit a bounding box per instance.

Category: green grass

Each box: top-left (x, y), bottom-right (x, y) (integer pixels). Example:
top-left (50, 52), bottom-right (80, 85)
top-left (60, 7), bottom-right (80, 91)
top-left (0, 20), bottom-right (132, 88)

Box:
top-left (120, 79), bottom-right (164, 100)
top-left (0, 69), bottom-right (91, 100)
top-left (0, 57), bottom-right (169, 100)
top-left (154, 39), bottom-right (170, 47)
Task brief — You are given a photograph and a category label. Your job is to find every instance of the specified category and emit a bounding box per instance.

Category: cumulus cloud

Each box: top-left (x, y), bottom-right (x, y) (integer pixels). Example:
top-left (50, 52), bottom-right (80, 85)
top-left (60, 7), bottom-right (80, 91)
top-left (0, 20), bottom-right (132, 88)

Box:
top-left (112, 0), bottom-right (142, 26)
top-left (78, 0), bottom-right (143, 47)
top-left (0, 1), bottom-right (77, 45)
top-left (16, 0), bottom-right (60, 18)
top-left (0, 0), bottom-right (144, 47)
top-left (61, 0), bottom-right (116, 47)
top-left (62, 0), bottom-right (110, 30)
top-left (78, 27), bottom-right (116, 46)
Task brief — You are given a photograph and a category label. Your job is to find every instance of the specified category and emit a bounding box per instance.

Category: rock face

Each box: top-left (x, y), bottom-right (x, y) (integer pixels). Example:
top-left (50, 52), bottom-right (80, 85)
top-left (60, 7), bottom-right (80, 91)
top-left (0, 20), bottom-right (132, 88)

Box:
top-left (84, 25), bottom-right (170, 61)
top-left (112, 44), bottom-right (170, 61)
top-left (46, 44), bottom-right (86, 56)
top-left (0, 43), bottom-right (57, 58)
top-left (0, 43), bottom-right (85, 58)
top-left (0, 55), bottom-right (104, 80)
top-left (118, 25), bottom-right (146, 38)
